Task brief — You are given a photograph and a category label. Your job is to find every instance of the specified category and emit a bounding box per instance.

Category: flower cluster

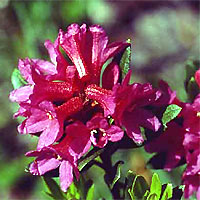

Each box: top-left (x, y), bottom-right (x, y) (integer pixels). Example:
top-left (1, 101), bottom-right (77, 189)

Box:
top-left (9, 23), bottom-right (200, 198)
top-left (145, 76), bottom-right (200, 199)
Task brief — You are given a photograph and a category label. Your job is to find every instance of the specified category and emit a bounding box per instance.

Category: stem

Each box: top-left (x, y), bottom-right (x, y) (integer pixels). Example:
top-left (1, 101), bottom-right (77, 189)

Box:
top-left (100, 143), bottom-right (122, 199)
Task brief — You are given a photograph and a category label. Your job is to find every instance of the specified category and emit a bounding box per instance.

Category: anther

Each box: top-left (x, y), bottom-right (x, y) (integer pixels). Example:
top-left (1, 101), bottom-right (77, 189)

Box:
top-left (47, 112), bottom-right (53, 120)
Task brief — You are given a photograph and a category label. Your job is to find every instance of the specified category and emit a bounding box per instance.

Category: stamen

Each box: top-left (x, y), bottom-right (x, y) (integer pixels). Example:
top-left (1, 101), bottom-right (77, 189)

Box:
top-left (57, 155), bottom-right (62, 160)
top-left (197, 112), bottom-right (200, 117)
top-left (91, 100), bottom-right (99, 107)
top-left (47, 112), bottom-right (54, 120)
top-left (99, 128), bottom-right (106, 137)
top-left (91, 129), bottom-right (98, 135)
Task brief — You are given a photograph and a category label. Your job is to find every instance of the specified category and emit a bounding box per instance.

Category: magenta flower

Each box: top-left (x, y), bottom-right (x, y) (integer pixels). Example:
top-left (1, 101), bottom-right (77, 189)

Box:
top-left (145, 122), bottom-right (185, 170)
top-left (9, 23), bottom-right (133, 193)
top-left (182, 149), bottom-right (200, 199)
top-left (183, 95), bottom-right (200, 151)
top-left (17, 101), bottom-right (64, 149)
top-left (113, 71), bottom-right (161, 143)
top-left (182, 95), bottom-right (200, 199)
top-left (87, 114), bottom-right (124, 148)
top-left (10, 24), bottom-right (128, 150)
top-left (26, 121), bottom-right (91, 192)
top-left (58, 23), bottom-right (129, 83)
top-left (153, 80), bottom-right (181, 106)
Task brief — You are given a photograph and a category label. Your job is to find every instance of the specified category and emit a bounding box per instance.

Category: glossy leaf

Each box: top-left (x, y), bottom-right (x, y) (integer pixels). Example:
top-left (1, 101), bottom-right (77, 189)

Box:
top-left (120, 39), bottom-right (131, 77)
top-left (130, 175), bottom-right (149, 199)
top-left (150, 173), bottom-right (161, 199)
top-left (146, 193), bottom-right (157, 200)
top-left (162, 104), bottom-right (182, 129)
top-left (86, 184), bottom-right (95, 200)
top-left (143, 190), bottom-right (150, 200)
top-left (43, 176), bottom-right (65, 200)
top-left (11, 68), bottom-right (27, 89)
top-left (161, 183), bottom-right (173, 200)
top-left (125, 170), bottom-right (137, 199)
top-left (125, 170), bottom-right (137, 189)
top-left (66, 182), bottom-right (80, 200)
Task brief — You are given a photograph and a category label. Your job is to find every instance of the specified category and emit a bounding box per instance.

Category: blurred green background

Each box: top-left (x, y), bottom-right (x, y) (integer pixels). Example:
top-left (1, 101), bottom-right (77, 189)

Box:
top-left (0, 0), bottom-right (199, 199)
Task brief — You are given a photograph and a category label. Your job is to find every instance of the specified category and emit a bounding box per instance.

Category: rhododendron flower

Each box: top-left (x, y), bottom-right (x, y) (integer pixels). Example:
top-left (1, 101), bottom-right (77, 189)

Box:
top-left (183, 94), bottom-right (200, 151)
top-left (182, 149), bottom-right (200, 199)
top-left (145, 91), bottom-right (200, 198)
top-left (9, 22), bottom-right (200, 196)
top-left (17, 101), bottom-right (64, 149)
top-left (113, 71), bottom-right (161, 143)
top-left (153, 80), bottom-right (181, 106)
top-left (87, 114), bottom-right (124, 148)
top-left (26, 121), bottom-right (91, 192)
top-left (145, 122), bottom-right (185, 170)
top-left (9, 23), bottom-right (131, 192)
top-left (10, 23), bottom-right (128, 149)
top-left (182, 95), bottom-right (200, 199)
top-left (59, 24), bottom-right (128, 83)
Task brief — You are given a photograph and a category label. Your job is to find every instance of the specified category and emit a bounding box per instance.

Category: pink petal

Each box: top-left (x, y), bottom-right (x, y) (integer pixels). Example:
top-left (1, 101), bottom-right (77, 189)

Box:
top-left (103, 41), bottom-right (130, 64)
top-left (59, 161), bottom-right (73, 192)
top-left (59, 24), bottom-right (89, 80)
top-left (18, 58), bottom-right (34, 84)
top-left (26, 147), bottom-right (60, 175)
top-left (107, 125), bottom-right (124, 142)
top-left (44, 39), bottom-right (58, 65)
top-left (102, 62), bottom-right (120, 90)
top-left (44, 39), bottom-right (70, 81)
top-left (32, 59), bottom-right (56, 76)
top-left (31, 157), bottom-right (60, 175)
top-left (23, 109), bottom-right (49, 133)
top-left (88, 25), bottom-right (108, 79)
top-left (9, 86), bottom-right (33, 103)
top-left (65, 122), bottom-right (91, 159)
top-left (122, 70), bottom-right (132, 86)
top-left (37, 118), bottom-right (61, 149)
top-left (18, 58), bottom-right (56, 84)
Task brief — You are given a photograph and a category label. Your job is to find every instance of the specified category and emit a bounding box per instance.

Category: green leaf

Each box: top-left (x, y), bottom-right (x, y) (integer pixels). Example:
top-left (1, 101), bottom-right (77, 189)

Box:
top-left (120, 39), bottom-right (131, 77)
top-left (43, 176), bottom-right (65, 200)
top-left (78, 148), bottom-right (104, 171)
top-left (66, 182), bottom-right (80, 200)
top-left (161, 184), bottom-right (173, 200)
top-left (150, 173), bottom-right (161, 199)
top-left (11, 68), bottom-right (27, 89)
top-left (125, 170), bottom-right (137, 189)
top-left (131, 175), bottom-right (149, 199)
top-left (187, 76), bottom-right (200, 101)
top-left (86, 184), bottom-right (95, 200)
top-left (125, 170), bottom-right (137, 199)
top-left (128, 188), bottom-right (134, 200)
top-left (146, 193), bottom-right (157, 200)
top-left (185, 59), bottom-right (199, 82)
top-left (143, 190), bottom-right (150, 200)
top-left (162, 104), bottom-right (182, 129)
top-left (110, 161), bottom-right (123, 189)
